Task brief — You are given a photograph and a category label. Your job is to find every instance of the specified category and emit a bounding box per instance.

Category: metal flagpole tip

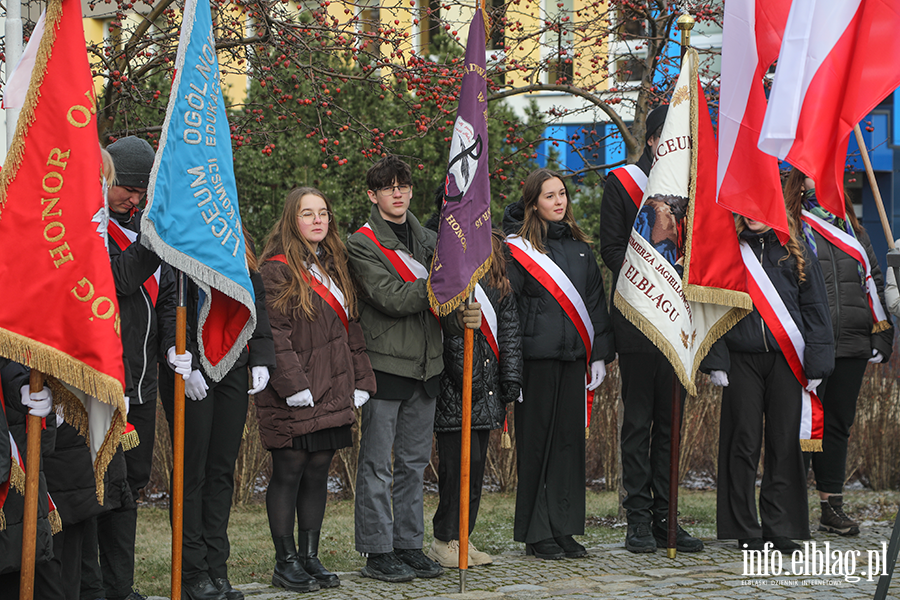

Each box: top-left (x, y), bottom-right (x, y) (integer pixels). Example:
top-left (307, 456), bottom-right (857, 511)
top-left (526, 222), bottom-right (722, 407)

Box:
top-left (676, 13), bottom-right (695, 31)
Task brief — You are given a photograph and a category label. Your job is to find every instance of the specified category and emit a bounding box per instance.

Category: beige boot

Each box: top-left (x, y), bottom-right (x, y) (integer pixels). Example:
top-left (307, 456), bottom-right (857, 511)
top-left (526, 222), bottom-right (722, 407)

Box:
top-left (427, 539), bottom-right (473, 568)
top-left (467, 540), bottom-right (493, 566)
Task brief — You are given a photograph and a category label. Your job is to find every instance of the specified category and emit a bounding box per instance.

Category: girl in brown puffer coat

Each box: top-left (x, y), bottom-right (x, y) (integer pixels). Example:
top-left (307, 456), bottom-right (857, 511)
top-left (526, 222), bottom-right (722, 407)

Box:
top-left (258, 187), bottom-right (376, 593)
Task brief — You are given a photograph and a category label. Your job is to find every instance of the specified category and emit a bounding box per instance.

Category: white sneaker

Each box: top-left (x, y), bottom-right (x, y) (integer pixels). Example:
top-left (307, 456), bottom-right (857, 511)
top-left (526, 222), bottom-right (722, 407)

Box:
top-left (467, 540), bottom-right (493, 566)
top-left (427, 539), bottom-right (472, 568)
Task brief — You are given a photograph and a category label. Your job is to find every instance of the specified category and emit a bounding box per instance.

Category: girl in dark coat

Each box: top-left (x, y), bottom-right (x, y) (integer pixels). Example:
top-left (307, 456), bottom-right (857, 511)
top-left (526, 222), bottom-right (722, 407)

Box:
top-left (502, 169), bottom-right (615, 560)
top-left (784, 168), bottom-right (892, 536)
top-left (258, 187), bottom-right (376, 592)
top-left (427, 230), bottom-right (523, 568)
top-left (718, 214), bottom-right (834, 552)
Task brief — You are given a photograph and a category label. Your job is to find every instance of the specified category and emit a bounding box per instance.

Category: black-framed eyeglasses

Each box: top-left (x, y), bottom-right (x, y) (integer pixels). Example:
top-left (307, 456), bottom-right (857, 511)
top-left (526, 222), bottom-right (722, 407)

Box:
top-left (377, 184), bottom-right (412, 196)
top-left (298, 209), bottom-right (332, 224)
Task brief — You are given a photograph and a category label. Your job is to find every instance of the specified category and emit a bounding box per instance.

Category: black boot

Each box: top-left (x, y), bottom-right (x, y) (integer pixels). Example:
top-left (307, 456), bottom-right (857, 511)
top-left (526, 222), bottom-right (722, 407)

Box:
top-left (298, 530), bottom-right (340, 588)
top-left (272, 535), bottom-right (319, 593)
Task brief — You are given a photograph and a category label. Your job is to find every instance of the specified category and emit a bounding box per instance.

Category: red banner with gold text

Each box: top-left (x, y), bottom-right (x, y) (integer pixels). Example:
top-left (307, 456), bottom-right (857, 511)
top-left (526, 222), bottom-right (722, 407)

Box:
top-left (0, 0), bottom-right (125, 413)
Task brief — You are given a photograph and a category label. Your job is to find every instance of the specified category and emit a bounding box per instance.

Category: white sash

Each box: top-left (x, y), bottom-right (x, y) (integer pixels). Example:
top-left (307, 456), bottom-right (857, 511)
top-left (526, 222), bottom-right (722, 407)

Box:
top-left (308, 263), bottom-right (348, 314)
top-left (473, 283), bottom-right (499, 359)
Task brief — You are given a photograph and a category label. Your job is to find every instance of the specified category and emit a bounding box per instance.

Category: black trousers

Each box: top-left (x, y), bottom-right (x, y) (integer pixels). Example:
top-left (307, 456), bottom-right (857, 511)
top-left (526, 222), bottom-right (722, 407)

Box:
top-left (717, 352), bottom-right (809, 540)
top-left (514, 359), bottom-right (585, 544)
top-left (80, 516), bottom-right (105, 600)
top-left (619, 351), bottom-right (685, 523)
top-left (96, 397), bottom-right (156, 600)
top-left (432, 429), bottom-right (490, 541)
top-left (808, 357), bottom-right (868, 494)
top-left (160, 364), bottom-right (249, 581)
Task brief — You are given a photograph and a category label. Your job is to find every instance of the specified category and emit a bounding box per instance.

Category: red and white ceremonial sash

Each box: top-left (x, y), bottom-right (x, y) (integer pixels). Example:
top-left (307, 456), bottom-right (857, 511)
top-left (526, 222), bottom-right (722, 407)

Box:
top-left (801, 210), bottom-right (889, 329)
top-left (108, 219), bottom-right (161, 305)
top-left (473, 283), bottom-right (499, 360)
top-left (740, 242), bottom-right (824, 446)
top-left (268, 255), bottom-right (349, 333)
top-left (507, 235), bottom-right (595, 427)
top-left (355, 223), bottom-right (440, 322)
top-left (609, 165), bottom-right (648, 209)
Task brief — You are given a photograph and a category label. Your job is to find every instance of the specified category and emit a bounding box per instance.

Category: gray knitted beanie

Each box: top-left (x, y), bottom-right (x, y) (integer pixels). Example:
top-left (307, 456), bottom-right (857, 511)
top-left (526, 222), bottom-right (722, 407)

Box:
top-left (107, 136), bottom-right (155, 188)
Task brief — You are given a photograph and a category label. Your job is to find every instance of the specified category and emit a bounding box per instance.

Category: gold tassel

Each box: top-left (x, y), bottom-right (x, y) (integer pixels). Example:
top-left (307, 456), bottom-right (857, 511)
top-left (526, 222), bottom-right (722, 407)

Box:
top-left (48, 509), bottom-right (62, 535)
top-left (9, 462), bottom-right (26, 494)
top-left (800, 438), bottom-right (823, 452)
top-left (873, 320), bottom-right (891, 334)
top-left (120, 426), bottom-right (140, 452)
top-left (585, 427), bottom-right (590, 440)
top-left (0, 508), bottom-right (5, 531)
top-left (501, 431), bottom-right (511, 449)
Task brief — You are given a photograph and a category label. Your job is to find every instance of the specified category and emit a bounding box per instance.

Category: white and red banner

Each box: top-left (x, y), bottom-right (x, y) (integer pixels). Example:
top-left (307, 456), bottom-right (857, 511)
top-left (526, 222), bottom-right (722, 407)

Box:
top-left (716, 0), bottom-right (791, 241)
top-left (616, 49), bottom-right (751, 396)
top-left (758, 0), bottom-right (900, 218)
top-left (473, 283), bottom-right (499, 360)
top-left (740, 242), bottom-right (824, 449)
top-left (608, 165), bottom-right (647, 209)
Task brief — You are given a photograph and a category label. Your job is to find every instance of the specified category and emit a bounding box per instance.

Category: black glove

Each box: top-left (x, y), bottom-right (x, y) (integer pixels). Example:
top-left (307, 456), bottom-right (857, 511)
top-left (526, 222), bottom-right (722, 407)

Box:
top-left (500, 382), bottom-right (521, 405)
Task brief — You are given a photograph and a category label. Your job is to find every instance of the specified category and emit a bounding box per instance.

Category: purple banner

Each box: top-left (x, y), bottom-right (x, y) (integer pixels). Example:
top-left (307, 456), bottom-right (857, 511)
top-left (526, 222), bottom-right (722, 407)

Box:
top-left (427, 8), bottom-right (493, 315)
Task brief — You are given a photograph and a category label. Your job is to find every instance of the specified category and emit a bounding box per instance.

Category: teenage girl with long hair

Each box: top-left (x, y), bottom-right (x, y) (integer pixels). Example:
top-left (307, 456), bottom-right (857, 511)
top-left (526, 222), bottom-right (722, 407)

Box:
top-left (258, 187), bottom-right (376, 592)
top-left (784, 168), bottom-right (892, 536)
top-left (501, 168), bottom-right (615, 560)
top-left (717, 212), bottom-right (833, 552)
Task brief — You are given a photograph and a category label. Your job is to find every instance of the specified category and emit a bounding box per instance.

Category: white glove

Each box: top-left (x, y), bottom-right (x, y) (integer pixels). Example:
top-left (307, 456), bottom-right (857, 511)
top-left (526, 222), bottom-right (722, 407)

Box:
top-left (709, 370), bottom-right (729, 387)
top-left (869, 349), bottom-right (885, 364)
top-left (20, 385), bottom-right (53, 418)
top-left (185, 370), bottom-right (209, 401)
top-left (353, 389), bottom-right (370, 408)
top-left (124, 395), bottom-right (130, 416)
top-left (248, 366), bottom-right (270, 394)
top-left (166, 346), bottom-right (193, 380)
top-left (805, 378), bottom-right (822, 393)
top-left (586, 360), bottom-right (606, 391)
top-left (286, 389), bottom-right (314, 408)
top-left (516, 390), bottom-right (524, 403)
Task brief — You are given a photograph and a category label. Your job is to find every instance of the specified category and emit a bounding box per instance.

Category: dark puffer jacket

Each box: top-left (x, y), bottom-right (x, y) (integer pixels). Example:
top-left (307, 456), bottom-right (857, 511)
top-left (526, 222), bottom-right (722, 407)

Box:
top-left (0, 360), bottom-right (56, 575)
top-left (724, 229), bottom-right (835, 380)
top-left (255, 258), bottom-right (377, 450)
top-left (44, 422), bottom-right (132, 528)
top-left (502, 202), bottom-right (615, 364)
top-left (809, 226), bottom-right (893, 360)
top-left (434, 281), bottom-right (524, 432)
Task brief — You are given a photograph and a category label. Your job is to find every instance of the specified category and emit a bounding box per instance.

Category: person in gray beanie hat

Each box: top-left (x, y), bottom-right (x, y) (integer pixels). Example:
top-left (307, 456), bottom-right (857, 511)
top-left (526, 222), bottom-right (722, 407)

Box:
top-left (599, 102), bottom-right (707, 556)
top-left (106, 136), bottom-right (156, 217)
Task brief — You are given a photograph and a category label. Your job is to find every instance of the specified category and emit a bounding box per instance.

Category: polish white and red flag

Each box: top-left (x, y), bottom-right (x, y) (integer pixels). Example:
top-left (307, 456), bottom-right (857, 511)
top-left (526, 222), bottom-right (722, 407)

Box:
top-left (716, 0), bottom-right (792, 242)
top-left (758, 0), bottom-right (900, 218)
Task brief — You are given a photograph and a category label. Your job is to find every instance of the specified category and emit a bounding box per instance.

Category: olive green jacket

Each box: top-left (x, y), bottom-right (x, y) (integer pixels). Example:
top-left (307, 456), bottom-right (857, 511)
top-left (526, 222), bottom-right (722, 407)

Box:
top-left (347, 206), bottom-right (463, 381)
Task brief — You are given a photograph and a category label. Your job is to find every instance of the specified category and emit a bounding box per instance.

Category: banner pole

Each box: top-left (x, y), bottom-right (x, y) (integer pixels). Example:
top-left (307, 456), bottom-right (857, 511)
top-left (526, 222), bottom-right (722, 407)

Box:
top-left (852, 124), bottom-right (895, 250)
top-left (459, 291), bottom-right (475, 593)
top-left (18, 370), bottom-right (43, 600)
top-left (171, 272), bottom-right (187, 600)
top-left (665, 11), bottom-right (695, 562)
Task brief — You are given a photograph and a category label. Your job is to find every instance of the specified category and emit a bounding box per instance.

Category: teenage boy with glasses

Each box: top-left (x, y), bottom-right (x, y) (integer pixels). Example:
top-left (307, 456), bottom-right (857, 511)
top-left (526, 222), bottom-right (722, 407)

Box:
top-left (347, 155), bottom-right (480, 582)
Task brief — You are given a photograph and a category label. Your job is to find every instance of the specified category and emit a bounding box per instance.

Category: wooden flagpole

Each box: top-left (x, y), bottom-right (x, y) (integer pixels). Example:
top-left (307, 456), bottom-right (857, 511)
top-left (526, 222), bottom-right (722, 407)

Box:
top-left (852, 124), bottom-right (895, 250)
top-left (171, 272), bottom-right (187, 600)
top-left (18, 370), bottom-right (43, 600)
top-left (459, 292), bottom-right (474, 593)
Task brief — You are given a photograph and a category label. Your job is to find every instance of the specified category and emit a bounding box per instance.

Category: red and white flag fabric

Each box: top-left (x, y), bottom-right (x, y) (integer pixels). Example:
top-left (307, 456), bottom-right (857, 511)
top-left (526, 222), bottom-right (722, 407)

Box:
top-left (0, 0), bottom-right (127, 496)
top-left (758, 0), bottom-right (900, 218)
top-left (615, 49), bottom-right (751, 395)
top-left (716, 0), bottom-right (791, 241)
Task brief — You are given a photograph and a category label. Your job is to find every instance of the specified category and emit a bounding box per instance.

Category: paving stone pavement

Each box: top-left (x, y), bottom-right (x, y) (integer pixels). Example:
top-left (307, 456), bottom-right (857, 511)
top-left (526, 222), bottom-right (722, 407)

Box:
top-left (150, 524), bottom-right (900, 599)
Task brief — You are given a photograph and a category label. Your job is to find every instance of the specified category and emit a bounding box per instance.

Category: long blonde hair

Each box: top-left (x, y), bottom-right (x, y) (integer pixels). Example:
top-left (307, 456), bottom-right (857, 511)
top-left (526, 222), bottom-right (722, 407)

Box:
top-left (517, 168), bottom-right (591, 253)
top-left (261, 187), bottom-right (357, 319)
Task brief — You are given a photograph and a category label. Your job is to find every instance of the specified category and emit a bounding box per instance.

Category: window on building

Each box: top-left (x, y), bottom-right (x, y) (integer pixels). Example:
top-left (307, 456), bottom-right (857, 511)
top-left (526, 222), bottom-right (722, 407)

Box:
top-left (545, 0), bottom-right (574, 84)
top-left (356, 0), bottom-right (381, 59)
